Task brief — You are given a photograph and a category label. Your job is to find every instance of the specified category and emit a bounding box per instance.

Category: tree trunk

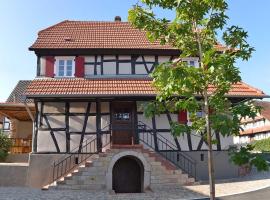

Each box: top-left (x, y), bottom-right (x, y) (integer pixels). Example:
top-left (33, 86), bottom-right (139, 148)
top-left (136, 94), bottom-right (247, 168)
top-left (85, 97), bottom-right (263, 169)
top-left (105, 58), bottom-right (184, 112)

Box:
top-left (204, 91), bottom-right (216, 200)
top-left (196, 22), bottom-right (216, 199)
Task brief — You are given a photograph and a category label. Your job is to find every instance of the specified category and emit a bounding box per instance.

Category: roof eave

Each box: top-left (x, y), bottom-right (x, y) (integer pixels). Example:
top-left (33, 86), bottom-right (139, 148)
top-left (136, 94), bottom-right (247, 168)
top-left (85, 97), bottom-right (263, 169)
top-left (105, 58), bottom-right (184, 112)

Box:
top-left (25, 94), bottom-right (157, 99)
top-left (25, 94), bottom-right (268, 99)
top-left (29, 48), bottom-right (181, 56)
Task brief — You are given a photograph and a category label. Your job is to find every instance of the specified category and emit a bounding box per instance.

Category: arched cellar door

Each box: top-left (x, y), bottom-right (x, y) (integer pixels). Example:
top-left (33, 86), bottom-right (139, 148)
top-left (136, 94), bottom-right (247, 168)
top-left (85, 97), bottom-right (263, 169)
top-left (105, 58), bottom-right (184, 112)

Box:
top-left (112, 156), bottom-right (144, 193)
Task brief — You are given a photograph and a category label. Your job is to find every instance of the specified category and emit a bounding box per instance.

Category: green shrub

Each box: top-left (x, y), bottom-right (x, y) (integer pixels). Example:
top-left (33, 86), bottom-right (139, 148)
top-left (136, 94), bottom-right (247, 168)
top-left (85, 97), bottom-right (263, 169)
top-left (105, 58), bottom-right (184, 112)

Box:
top-left (252, 137), bottom-right (270, 152)
top-left (0, 149), bottom-right (8, 162)
top-left (0, 132), bottom-right (12, 162)
top-left (229, 144), bottom-right (269, 172)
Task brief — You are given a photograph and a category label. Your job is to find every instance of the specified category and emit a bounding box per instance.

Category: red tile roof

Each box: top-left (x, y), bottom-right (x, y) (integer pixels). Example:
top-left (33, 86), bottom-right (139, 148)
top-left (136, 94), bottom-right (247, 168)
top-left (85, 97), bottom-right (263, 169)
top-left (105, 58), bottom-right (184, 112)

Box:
top-left (30, 21), bottom-right (174, 50)
top-left (29, 20), bottom-right (226, 51)
top-left (240, 125), bottom-right (270, 136)
top-left (24, 78), bottom-right (267, 98)
top-left (253, 101), bottom-right (270, 121)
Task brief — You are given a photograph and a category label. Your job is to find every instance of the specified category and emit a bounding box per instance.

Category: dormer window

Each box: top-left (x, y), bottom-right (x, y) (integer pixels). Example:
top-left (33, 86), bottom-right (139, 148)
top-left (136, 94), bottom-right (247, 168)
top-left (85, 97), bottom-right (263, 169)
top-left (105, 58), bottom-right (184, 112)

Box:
top-left (55, 57), bottom-right (75, 77)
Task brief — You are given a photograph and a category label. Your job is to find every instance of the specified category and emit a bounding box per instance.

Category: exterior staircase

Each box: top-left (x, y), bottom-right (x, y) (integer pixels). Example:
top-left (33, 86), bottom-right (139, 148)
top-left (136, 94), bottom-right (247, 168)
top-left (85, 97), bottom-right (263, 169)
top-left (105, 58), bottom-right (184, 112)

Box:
top-left (48, 145), bottom-right (195, 191)
top-left (45, 122), bottom-right (197, 191)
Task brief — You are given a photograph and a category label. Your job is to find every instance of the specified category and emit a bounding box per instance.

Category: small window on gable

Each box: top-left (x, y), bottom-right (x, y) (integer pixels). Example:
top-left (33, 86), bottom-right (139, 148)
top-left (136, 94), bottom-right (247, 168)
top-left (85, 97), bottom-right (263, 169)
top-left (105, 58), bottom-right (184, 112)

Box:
top-left (55, 57), bottom-right (75, 77)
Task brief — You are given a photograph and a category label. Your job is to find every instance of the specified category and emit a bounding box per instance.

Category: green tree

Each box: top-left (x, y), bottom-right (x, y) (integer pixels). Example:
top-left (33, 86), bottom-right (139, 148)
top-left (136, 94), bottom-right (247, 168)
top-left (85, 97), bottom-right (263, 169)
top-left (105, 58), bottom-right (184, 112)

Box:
top-left (0, 131), bottom-right (12, 162)
top-left (128, 1), bottom-right (268, 199)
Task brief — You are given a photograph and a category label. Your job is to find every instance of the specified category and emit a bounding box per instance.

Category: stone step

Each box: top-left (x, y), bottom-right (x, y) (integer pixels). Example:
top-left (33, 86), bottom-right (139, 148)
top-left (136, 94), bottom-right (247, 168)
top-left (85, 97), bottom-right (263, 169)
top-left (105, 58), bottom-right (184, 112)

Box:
top-left (93, 160), bottom-right (109, 167)
top-left (51, 184), bottom-right (106, 190)
top-left (149, 161), bottom-right (162, 166)
top-left (81, 169), bottom-right (107, 176)
top-left (50, 146), bottom-right (196, 190)
top-left (151, 174), bottom-right (181, 180)
top-left (65, 176), bottom-right (105, 185)
top-left (151, 178), bottom-right (180, 184)
top-left (85, 161), bottom-right (93, 167)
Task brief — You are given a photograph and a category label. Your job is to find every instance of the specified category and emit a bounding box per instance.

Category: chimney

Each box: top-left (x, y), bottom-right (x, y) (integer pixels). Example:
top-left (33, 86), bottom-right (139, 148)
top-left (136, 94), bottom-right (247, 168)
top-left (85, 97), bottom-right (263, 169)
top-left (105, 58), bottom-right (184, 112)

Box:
top-left (114, 16), bottom-right (121, 22)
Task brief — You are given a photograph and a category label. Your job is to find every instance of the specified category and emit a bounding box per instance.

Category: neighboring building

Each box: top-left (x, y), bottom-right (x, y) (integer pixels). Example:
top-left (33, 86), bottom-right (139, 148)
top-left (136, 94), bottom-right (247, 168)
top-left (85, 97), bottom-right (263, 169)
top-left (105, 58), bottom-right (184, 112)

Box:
top-left (0, 116), bottom-right (3, 131)
top-left (234, 101), bottom-right (270, 144)
top-left (0, 80), bottom-right (34, 153)
top-left (0, 17), bottom-right (268, 190)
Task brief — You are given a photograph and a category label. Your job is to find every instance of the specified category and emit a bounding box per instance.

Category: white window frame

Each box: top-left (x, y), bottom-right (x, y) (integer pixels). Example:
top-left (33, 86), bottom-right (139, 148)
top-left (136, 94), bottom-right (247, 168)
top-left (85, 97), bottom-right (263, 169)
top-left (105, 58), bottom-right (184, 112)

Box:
top-left (182, 57), bottom-right (199, 67)
top-left (54, 56), bottom-right (75, 77)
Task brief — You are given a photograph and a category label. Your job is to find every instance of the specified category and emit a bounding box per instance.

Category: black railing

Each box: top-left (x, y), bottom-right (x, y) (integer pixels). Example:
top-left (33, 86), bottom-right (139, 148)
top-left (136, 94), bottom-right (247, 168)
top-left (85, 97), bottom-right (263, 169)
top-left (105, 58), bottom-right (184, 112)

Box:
top-left (138, 121), bottom-right (197, 180)
top-left (52, 125), bottom-right (111, 183)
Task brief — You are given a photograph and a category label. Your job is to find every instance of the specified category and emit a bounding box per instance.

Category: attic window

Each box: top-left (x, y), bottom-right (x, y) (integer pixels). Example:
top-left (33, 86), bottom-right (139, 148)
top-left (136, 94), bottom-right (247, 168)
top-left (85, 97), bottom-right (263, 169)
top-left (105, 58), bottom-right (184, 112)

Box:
top-left (55, 57), bottom-right (75, 77)
top-left (64, 37), bottom-right (72, 42)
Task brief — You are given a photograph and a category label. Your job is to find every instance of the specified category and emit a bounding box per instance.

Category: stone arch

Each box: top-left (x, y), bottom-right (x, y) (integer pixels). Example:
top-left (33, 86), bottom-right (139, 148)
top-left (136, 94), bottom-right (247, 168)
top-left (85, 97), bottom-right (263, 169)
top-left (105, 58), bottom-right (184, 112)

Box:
top-left (106, 150), bottom-right (151, 192)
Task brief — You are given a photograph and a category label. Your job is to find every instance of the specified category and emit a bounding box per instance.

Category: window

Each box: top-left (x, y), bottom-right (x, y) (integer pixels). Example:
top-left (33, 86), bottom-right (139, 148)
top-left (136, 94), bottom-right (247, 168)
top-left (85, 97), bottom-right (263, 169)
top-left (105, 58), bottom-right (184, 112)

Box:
top-left (189, 60), bottom-right (195, 67)
top-left (182, 58), bottom-right (199, 67)
top-left (114, 113), bottom-right (130, 121)
top-left (55, 58), bottom-right (74, 77)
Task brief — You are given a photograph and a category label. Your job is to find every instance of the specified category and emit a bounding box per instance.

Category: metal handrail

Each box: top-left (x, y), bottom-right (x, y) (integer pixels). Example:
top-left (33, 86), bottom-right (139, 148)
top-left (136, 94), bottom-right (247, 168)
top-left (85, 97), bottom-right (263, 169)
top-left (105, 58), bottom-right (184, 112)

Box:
top-left (138, 121), bottom-right (197, 180)
top-left (52, 125), bottom-right (111, 183)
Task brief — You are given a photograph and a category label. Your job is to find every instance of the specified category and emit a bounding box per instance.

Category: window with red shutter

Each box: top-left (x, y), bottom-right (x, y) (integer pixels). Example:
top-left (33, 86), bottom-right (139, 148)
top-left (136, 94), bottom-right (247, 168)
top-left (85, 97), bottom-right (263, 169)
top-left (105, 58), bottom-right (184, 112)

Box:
top-left (75, 56), bottom-right (85, 77)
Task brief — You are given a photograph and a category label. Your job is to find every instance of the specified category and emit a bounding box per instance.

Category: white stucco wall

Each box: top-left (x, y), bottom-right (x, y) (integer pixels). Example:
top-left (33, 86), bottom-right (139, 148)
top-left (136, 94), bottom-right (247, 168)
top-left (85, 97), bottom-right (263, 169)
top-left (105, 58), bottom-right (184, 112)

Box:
top-left (36, 101), bottom-right (109, 153)
top-left (137, 101), bottom-right (234, 151)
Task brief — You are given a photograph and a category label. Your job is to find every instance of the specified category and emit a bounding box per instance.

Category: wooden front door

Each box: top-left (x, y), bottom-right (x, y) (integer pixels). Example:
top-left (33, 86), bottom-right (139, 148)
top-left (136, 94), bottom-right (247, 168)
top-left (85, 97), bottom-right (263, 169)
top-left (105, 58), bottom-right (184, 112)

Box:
top-left (111, 102), bottom-right (134, 145)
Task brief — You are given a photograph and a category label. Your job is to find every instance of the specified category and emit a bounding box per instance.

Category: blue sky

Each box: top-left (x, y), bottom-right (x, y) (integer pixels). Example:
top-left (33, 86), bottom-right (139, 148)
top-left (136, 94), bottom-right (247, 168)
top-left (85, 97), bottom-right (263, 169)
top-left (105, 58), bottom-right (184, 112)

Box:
top-left (0, 0), bottom-right (269, 101)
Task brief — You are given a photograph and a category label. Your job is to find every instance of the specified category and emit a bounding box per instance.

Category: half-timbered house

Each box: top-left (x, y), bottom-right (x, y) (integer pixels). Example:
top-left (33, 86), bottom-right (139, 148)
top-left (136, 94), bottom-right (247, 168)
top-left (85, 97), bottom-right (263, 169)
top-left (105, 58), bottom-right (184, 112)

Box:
top-left (3, 17), bottom-right (267, 191)
top-left (234, 101), bottom-right (270, 144)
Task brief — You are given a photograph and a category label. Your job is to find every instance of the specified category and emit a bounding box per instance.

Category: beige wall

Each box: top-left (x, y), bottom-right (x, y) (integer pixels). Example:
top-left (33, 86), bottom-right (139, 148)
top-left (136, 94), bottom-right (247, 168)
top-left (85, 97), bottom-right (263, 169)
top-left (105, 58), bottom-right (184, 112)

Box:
top-left (0, 163), bottom-right (28, 186)
top-left (11, 119), bottom-right (33, 139)
top-left (27, 154), bottom-right (64, 188)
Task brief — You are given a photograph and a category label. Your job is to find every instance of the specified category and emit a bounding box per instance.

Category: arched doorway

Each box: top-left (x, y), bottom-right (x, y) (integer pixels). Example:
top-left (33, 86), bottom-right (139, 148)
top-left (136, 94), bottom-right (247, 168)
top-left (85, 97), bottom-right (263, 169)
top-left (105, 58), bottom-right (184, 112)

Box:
top-left (112, 156), bottom-right (144, 193)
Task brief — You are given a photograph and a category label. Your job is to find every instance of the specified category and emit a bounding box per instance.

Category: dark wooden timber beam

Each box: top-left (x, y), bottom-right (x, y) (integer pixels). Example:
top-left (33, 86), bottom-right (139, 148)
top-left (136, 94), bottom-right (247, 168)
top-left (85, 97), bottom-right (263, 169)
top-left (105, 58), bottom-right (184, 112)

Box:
top-left (43, 115), bottom-right (60, 153)
top-left (78, 102), bottom-right (91, 153)
top-left (152, 116), bottom-right (159, 151)
top-left (96, 99), bottom-right (102, 152)
top-left (65, 102), bottom-right (70, 152)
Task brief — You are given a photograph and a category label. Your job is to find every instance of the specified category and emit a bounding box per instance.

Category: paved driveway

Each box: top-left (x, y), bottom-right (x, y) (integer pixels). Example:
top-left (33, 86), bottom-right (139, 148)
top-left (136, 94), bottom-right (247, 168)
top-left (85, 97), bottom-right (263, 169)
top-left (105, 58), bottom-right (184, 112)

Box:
top-left (198, 186), bottom-right (270, 200)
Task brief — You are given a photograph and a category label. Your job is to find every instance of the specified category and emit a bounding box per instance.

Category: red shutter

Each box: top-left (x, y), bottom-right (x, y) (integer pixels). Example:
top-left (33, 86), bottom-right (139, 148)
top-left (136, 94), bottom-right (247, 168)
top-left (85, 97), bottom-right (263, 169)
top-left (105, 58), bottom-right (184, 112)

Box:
top-left (45, 56), bottom-right (55, 77)
top-left (75, 56), bottom-right (85, 77)
top-left (178, 110), bottom-right (188, 124)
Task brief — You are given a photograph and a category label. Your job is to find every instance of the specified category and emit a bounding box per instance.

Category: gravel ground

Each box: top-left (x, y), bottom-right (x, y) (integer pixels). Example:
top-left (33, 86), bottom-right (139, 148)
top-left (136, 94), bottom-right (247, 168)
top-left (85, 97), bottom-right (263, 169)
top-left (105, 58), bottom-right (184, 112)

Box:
top-left (0, 185), bottom-right (205, 200)
top-left (1, 171), bottom-right (270, 200)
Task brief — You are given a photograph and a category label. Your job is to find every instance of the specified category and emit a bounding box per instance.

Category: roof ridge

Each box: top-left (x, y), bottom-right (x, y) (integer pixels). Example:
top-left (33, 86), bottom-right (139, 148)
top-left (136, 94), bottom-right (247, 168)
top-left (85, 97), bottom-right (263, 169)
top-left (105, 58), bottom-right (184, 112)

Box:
top-left (65, 20), bottom-right (130, 23)
top-left (38, 20), bottom-right (131, 34)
